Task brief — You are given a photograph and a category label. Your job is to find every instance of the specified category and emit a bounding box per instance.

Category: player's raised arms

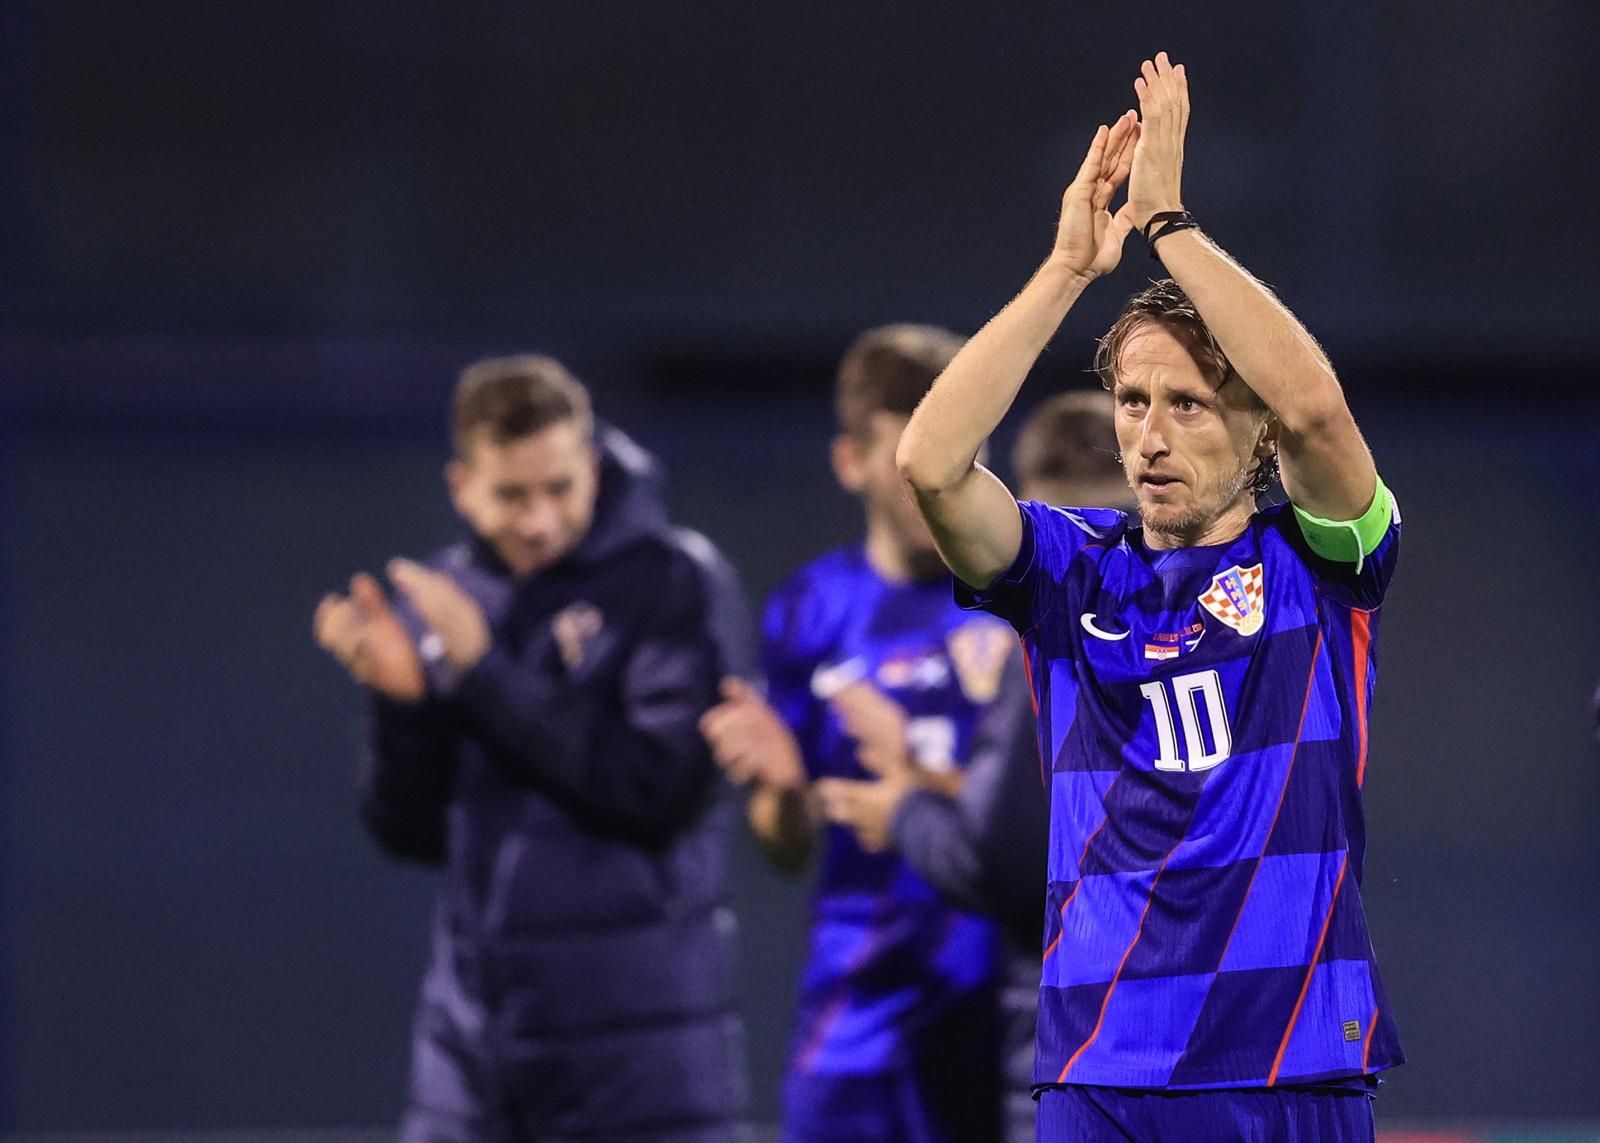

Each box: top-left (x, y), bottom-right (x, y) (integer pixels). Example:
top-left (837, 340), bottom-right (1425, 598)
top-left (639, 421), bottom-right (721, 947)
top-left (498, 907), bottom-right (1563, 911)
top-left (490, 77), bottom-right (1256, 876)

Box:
top-left (1123, 52), bottom-right (1376, 521)
top-left (895, 113), bottom-right (1138, 590)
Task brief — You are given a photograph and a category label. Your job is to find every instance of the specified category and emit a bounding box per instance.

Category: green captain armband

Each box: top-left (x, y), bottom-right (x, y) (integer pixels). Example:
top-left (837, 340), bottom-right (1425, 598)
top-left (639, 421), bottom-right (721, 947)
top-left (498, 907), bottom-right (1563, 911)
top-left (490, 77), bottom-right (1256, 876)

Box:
top-left (1291, 475), bottom-right (1395, 574)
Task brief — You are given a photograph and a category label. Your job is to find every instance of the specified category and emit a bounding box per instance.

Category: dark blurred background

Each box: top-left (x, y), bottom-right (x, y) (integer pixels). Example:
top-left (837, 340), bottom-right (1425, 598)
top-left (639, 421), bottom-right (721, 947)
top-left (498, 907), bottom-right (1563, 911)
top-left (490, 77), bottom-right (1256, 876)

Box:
top-left (1, 0), bottom-right (1598, 1135)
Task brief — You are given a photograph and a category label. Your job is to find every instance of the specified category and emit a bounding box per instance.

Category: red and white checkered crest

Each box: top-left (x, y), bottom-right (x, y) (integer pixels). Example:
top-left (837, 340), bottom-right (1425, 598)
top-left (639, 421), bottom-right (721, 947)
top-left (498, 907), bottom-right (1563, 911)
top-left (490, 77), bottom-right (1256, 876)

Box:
top-left (1198, 563), bottom-right (1266, 636)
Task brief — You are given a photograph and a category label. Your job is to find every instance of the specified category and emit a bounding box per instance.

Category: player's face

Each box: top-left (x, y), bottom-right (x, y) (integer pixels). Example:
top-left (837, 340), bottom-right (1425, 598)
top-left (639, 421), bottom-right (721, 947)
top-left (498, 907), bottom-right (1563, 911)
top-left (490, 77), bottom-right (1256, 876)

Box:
top-left (1111, 323), bottom-right (1271, 544)
top-left (834, 411), bottom-right (945, 575)
top-left (448, 421), bottom-right (600, 577)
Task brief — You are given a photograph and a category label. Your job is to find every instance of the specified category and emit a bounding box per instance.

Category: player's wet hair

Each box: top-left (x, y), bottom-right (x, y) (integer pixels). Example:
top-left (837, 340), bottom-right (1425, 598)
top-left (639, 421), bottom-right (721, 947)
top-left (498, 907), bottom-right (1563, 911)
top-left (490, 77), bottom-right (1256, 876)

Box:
top-left (1095, 280), bottom-right (1279, 495)
top-left (452, 354), bottom-right (594, 457)
top-left (835, 324), bottom-right (965, 441)
top-left (1012, 390), bottom-right (1123, 489)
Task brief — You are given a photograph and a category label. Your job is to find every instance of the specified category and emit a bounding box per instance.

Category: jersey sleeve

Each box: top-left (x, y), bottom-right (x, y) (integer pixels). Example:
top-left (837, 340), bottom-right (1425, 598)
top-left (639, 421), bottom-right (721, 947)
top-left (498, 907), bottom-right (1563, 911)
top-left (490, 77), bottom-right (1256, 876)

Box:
top-left (1285, 476), bottom-right (1402, 611)
top-left (760, 580), bottom-right (826, 777)
top-left (954, 499), bottom-right (1115, 634)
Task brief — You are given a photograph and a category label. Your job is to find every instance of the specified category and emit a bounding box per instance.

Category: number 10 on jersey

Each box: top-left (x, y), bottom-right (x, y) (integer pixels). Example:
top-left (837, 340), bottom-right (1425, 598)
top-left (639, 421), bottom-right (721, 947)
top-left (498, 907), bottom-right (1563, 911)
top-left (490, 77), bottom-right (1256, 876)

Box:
top-left (1139, 670), bottom-right (1233, 772)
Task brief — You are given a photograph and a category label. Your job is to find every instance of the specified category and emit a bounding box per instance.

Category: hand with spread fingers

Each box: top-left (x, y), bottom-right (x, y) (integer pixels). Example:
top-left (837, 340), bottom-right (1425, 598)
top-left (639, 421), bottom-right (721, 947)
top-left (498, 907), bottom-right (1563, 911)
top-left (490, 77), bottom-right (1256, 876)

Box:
top-left (1125, 50), bottom-right (1190, 233)
top-left (1052, 108), bottom-right (1140, 281)
top-left (314, 572), bottom-right (427, 702)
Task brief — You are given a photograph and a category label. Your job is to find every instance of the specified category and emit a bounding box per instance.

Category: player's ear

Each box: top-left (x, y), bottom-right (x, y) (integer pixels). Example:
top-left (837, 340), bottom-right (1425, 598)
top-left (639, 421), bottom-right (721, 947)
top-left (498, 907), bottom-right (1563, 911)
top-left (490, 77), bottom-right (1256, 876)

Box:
top-left (445, 457), bottom-right (469, 511)
top-left (830, 433), bottom-right (867, 493)
top-left (1255, 414), bottom-right (1280, 462)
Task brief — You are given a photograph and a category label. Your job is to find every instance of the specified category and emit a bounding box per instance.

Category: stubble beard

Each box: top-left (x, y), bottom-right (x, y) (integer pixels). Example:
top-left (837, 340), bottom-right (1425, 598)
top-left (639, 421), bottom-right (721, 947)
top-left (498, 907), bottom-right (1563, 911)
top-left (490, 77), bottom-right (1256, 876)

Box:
top-left (1137, 465), bottom-right (1254, 548)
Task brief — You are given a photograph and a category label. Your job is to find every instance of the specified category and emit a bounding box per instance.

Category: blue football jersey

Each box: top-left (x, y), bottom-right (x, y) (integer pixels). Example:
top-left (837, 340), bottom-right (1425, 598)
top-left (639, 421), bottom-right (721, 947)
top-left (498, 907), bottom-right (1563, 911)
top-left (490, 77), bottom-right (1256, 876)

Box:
top-left (765, 545), bottom-right (1013, 1076)
top-left (958, 498), bottom-right (1405, 1090)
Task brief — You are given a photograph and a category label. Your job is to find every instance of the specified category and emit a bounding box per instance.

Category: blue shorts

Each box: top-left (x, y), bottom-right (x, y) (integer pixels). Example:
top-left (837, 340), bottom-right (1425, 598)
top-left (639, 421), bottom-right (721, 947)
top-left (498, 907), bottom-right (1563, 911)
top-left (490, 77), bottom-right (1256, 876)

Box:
top-left (781, 989), bottom-right (1002, 1143)
top-left (782, 1069), bottom-right (1002, 1143)
top-left (1036, 1084), bottom-right (1375, 1143)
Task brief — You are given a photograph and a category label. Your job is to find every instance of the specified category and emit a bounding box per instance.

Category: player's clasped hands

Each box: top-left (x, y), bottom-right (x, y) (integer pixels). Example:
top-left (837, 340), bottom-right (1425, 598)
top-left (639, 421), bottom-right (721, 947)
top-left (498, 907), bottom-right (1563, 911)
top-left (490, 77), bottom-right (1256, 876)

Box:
top-left (829, 681), bottom-right (911, 778)
top-left (702, 674), bottom-right (948, 853)
top-left (700, 677), bottom-right (809, 791)
top-left (1052, 50), bottom-right (1190, 280)
top-left (1124, 51), bottom-right (1189, 233)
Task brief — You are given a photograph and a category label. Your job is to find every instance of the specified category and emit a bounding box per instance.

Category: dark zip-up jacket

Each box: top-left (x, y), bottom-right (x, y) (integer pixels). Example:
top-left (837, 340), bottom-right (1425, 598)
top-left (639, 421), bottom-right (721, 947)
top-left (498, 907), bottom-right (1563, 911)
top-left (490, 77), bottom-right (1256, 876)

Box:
top-left (361, 426), bottom-right (750, 1142)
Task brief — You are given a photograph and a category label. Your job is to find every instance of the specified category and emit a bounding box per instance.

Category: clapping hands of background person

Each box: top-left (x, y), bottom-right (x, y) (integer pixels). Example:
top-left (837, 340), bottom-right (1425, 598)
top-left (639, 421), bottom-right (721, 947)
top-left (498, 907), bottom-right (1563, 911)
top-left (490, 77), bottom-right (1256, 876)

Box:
top-left (313, 572), bottom-right (426, 702)
top-left (700, 677), bottom-right (809, 792)
top-left (315, 558), bottom-right (491, 699)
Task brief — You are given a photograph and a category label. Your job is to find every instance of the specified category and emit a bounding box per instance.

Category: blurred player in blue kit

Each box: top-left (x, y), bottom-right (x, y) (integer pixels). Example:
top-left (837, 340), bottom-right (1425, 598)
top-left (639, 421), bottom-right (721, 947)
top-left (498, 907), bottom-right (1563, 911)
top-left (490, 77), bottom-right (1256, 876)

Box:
top-left (896, 53), bottom-right (1405, 1141)
top-left (818, 390), bottom-right (1131, 1143)
top-left (700, 325), bottom-right (1013, 1143)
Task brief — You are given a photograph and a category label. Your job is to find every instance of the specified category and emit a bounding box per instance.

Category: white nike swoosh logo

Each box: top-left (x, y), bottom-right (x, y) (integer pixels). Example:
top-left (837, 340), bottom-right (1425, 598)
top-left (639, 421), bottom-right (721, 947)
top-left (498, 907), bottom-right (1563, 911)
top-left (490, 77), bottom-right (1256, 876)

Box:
top-left (810, 657), bottom-right (867, 700)
top-left (1080, 613), bottom-right (1131, 641)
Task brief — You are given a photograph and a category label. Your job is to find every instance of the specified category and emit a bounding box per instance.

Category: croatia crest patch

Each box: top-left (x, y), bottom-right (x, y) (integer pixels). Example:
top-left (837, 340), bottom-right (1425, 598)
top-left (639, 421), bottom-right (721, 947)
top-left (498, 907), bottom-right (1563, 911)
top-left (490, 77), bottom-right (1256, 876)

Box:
top-left (1198, 563), bottom-right (1266, 636)
top-left (947, 619), bottom-right (1013, 703)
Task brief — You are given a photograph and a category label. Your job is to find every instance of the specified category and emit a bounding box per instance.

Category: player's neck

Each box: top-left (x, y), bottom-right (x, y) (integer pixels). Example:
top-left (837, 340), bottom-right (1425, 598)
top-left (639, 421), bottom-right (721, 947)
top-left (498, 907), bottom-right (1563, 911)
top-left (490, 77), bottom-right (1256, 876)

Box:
top-left (863, 526), bottom-right (941, 585)
top-left (1144, 499), bottom-right (1255, 551)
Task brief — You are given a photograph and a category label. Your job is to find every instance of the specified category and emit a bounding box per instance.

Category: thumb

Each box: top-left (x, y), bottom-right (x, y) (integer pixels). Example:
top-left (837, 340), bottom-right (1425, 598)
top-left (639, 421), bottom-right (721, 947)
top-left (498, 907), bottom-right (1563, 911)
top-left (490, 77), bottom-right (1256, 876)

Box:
top-left (720, 676), bottom-right (756, 703)
top-left (1111, 202), bottom-right (1138, 240)
top-left (387, 557), bottom-right (440, 603)
top-left (350, 572), bottom-right (391, 619)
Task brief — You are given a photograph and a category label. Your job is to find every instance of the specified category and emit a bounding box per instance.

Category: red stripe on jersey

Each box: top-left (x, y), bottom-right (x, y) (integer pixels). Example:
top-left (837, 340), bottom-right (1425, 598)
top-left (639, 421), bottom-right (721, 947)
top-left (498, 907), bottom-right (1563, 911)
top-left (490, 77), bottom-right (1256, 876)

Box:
top-left (1056, 848), bottom-right (1179, 1083)
top-left (1203, 631), bottom-right (1325, 972)
top-left (1042, 770), bottom-right (1124, 964)
top-left (1019, 636), bottom-right (1045, 789)
top-left (1164, 631), bottom-right (1326, 1081)
top-left (1268, 850), bottom-right (1350, 1086)
top-left (794, 899), bottom-right (894, 1073)
top-left (1362, 1002), bottom-right (1380, 1071)
top-left (1351, 609), bottom-right (1372, 787)
top-left (1019, 635), bottom-right (1039, 719)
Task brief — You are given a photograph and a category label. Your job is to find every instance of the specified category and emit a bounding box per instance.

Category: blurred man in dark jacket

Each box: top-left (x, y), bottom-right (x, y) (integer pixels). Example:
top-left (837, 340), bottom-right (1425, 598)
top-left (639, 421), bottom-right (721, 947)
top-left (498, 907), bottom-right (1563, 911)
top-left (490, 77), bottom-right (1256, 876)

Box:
top-left (315, 355), bottom-right (749, 1143)
top-left (817, 390), bottom-right (1128, 1143)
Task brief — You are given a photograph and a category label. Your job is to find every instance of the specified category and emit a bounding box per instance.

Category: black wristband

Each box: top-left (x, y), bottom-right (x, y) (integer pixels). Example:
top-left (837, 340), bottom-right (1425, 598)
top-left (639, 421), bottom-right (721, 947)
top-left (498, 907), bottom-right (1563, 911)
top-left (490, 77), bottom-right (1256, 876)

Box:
top-left (1143, 210), bottom-right (1198, 258)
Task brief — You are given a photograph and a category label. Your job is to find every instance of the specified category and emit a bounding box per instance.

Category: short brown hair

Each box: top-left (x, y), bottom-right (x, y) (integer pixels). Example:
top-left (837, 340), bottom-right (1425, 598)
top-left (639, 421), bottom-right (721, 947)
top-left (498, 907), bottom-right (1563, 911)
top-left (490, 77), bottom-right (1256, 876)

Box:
top-left (1012, 390), bottom-right (1122, 488)
top-left (451, 354), bottom-right (594, 456)
top-left (1094, 279), bottom-right (1251, 402)
top-left (835, 324), bottom-right (964, 440)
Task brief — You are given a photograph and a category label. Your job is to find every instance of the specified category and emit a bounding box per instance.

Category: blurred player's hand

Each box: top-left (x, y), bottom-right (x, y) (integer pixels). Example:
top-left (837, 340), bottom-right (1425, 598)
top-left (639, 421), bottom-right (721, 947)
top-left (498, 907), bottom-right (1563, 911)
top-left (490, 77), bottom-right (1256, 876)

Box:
top-left (1125, 51), bottom-right (1189, 231)
top-left (387, 558), bottom-right (491, 671)
top-left (700, 677), bottom-right (808, 791)
top-left (815, 774), bottom-right (911, 854)
top-left (314, 572), bottom-right (427, 702)
top-left (1051, 109), bottom-right (1138, 280)
top-left (830, 681), bottom-right (911, 778)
